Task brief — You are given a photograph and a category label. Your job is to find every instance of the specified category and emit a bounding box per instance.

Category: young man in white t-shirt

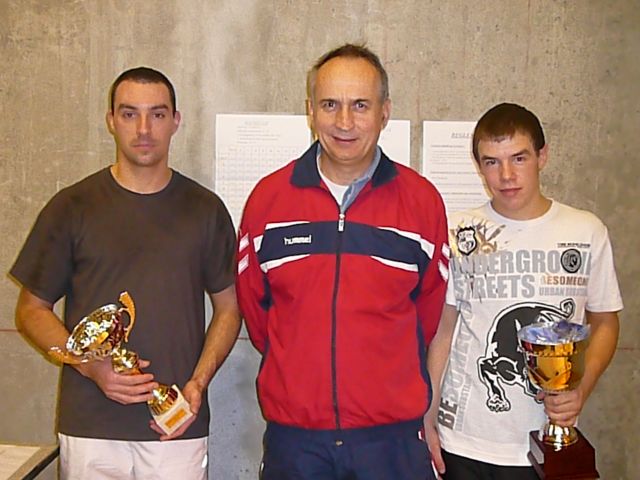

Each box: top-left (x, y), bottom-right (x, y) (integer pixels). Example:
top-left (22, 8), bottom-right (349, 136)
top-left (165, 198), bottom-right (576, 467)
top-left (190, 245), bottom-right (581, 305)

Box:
top-left (424, 103), bottom-right (623, 479)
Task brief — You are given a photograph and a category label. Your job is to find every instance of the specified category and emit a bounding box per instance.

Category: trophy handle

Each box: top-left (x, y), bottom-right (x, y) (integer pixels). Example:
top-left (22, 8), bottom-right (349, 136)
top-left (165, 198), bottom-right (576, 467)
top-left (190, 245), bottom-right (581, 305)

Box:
top-left (118, 291), bottom-right (136, 342)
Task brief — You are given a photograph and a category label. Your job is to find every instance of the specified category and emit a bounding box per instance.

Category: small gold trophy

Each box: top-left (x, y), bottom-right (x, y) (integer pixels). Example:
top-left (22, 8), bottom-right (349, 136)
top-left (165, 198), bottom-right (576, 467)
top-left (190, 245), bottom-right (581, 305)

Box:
top-left (49, 292), bottom-right (193, 435)
top-left (518, 320), bottom-right (599, 479)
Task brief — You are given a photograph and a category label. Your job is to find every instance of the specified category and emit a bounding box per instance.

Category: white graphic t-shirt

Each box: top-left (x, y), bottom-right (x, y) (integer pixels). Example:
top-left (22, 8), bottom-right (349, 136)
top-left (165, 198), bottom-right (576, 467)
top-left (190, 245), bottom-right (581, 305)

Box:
top-left (439, 201), bottom-right (623, 466)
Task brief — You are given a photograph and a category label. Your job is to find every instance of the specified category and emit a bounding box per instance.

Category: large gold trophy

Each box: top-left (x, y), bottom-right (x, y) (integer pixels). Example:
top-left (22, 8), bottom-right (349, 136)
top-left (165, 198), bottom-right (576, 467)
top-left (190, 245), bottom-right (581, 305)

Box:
top-left (518, 321), bottom-right (599, 479)
top-left (49, 292), bottom-right (193, 435)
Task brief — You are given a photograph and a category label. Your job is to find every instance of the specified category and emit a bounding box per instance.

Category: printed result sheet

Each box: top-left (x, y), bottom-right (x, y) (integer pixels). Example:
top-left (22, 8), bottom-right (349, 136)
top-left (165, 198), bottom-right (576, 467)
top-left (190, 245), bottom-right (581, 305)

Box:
top-left (422, 120), bottom-right (489, 214)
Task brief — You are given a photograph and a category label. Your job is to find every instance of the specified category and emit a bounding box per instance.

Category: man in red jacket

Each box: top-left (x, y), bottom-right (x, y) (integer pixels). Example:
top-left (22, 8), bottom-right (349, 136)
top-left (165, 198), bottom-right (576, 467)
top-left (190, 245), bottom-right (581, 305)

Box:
top-left (237, 44), bottom-right (449, 480)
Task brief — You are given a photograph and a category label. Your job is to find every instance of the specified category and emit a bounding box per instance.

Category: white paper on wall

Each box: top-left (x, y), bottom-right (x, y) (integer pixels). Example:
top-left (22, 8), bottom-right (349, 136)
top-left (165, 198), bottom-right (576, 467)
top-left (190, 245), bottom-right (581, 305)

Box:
top-left (422, 120), bottom-right (489, 214)
top-left (215, 114), bottom-right (312, 228)
top-left (379, 119), bottom-right (411, 167)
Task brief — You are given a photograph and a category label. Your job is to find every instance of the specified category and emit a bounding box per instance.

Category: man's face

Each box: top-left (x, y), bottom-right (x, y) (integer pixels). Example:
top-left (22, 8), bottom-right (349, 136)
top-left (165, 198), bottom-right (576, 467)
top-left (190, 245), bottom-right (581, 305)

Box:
top-left (477, 131), bottom-right (548, 220)
top-left (309, 57), bottom-right (390, 182)
top-left (106, 80), bottom-right (180, 169)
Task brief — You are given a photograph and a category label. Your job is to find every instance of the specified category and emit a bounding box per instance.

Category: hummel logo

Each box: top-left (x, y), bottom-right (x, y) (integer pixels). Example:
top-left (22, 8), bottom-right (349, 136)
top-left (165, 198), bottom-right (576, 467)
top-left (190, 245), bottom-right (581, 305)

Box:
top-left (283, 235), bottom-right (312, 245)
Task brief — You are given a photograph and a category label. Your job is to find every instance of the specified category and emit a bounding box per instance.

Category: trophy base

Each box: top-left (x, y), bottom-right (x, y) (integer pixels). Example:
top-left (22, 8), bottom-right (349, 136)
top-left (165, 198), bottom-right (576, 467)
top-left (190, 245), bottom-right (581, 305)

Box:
top-left (151, 384), bottom-right (194, 435)
top-left (528, 430), bottom-right (599, 479)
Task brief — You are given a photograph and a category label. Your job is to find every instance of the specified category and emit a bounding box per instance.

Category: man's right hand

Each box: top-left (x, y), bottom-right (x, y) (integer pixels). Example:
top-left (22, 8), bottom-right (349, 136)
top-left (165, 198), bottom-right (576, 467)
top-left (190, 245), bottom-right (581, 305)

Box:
top-left (74, 357), bottom-right (158, 405)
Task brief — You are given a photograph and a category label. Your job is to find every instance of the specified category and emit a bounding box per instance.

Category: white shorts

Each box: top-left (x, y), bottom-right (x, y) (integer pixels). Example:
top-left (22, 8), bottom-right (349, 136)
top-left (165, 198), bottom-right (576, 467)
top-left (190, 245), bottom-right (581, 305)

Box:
top-left (58, 433), bottom-right (208, 480)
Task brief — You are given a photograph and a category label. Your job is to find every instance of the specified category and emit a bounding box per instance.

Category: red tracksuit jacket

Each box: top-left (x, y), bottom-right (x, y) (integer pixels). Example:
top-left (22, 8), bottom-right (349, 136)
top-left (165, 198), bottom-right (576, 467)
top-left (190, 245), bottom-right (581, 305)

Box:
top-left (237, 142), bottom-right (449, 430)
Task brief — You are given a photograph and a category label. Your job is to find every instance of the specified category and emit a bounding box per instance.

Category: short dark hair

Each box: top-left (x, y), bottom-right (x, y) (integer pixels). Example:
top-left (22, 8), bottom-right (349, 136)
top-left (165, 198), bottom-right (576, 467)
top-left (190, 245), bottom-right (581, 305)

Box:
top-left (307, 43), bottom-right (389, 102)
top-left (472, 103), bottom-right (545, 161)
top-left (109, 67), bottom-right (177, 114)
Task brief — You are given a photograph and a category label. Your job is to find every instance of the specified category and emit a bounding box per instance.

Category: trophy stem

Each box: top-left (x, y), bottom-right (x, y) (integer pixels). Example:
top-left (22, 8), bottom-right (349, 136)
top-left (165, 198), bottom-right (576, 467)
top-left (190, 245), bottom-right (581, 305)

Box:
top-left (111, 347), bottom-right (142, 374)
top-left (148, 384), bottom-right (179, 415)
top-left (540, 421), bottom-right (578, 450)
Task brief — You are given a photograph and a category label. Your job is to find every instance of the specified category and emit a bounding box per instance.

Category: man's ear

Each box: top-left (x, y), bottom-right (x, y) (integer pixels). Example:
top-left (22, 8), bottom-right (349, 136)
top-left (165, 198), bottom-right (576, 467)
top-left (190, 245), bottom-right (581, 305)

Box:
top-left (106, 111), bottom-right (115, 135)
top-left (381, 98), bottom-right (391, 129)
top-left (537, 143), bottom-right (549, 171)
top-left (172, 110), bottom-right (181, 133)
top-left (306, 99), bottom-right (316, 138)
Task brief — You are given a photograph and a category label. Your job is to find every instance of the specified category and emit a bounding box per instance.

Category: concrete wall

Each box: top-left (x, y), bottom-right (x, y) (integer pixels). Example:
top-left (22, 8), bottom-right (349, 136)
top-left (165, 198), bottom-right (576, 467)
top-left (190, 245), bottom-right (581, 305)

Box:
top-left (1, 1), bottom-right (638, 478)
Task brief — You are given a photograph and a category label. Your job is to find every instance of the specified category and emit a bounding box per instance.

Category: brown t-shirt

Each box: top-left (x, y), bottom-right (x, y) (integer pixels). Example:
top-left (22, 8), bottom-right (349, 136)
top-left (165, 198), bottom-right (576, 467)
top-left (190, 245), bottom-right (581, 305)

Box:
top-left (10, 168), bottom-right (236, 440)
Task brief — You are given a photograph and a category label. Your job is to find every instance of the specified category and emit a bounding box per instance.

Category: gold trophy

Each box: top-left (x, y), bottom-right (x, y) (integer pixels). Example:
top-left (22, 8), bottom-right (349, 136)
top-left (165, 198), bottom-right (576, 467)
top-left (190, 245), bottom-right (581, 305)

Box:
top-left (49, 292), bottom-right (193, 435)
top-left (518, 321), bottom-right (599, 479)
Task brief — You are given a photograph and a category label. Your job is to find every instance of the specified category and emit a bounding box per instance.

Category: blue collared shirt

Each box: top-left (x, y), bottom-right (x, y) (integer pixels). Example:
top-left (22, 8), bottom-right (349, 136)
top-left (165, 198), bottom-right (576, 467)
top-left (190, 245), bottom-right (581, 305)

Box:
top-left (316, 145), bottom-right (382, 213)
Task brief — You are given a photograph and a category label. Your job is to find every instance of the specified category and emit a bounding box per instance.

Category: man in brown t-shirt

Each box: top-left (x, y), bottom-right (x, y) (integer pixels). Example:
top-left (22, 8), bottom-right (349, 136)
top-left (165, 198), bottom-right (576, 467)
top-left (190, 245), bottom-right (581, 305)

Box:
top-left (11, 67), bottom-right (240, 479)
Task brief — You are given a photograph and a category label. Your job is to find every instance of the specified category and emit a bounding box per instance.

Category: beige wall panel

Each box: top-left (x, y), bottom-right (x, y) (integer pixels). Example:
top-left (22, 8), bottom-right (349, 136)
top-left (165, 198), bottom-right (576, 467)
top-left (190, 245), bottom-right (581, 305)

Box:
top-left (1, 1), bottom-right (637, 478)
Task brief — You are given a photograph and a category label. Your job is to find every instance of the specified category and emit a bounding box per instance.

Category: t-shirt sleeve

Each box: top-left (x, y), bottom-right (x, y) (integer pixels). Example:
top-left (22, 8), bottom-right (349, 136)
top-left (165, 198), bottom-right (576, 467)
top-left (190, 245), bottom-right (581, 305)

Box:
top-left (203, 195), bottom-right (237, 294)
top-left (9, 193), bottom-right (74, 304)
top-left (586, 221), bottom-right (623, 313)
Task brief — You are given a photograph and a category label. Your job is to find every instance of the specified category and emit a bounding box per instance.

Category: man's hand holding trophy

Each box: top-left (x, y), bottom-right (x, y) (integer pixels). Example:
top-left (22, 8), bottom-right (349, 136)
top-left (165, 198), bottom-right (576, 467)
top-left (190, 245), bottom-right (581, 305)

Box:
top-left (49, 292), bottom-right (194, 436)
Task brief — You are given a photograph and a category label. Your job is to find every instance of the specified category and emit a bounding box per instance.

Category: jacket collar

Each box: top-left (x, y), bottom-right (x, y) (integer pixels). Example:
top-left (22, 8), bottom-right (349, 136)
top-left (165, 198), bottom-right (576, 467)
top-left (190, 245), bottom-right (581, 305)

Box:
top-left (291, 141), bottom-right (398, 189)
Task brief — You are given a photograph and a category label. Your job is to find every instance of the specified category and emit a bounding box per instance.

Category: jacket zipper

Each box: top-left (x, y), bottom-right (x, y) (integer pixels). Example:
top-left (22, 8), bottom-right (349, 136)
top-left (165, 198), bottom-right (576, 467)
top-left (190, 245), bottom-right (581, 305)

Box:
top-left (331, 211), bottom-right (346, 430)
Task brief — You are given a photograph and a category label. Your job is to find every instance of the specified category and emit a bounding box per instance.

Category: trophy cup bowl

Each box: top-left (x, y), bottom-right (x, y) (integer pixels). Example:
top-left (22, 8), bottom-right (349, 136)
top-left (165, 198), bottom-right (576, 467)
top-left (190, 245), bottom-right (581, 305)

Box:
top-left (49, 292), bottom-right (136, 364)
top-left (48, 292), bottom-right (193, 435)
top-left (518, 321), bottom-right (589, 449)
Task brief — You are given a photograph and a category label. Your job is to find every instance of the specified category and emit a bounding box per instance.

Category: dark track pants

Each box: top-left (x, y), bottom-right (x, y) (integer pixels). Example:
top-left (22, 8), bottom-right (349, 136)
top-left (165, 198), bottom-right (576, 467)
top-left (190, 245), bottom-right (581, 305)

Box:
top-left (260, 419), bottom-right (436, 480)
